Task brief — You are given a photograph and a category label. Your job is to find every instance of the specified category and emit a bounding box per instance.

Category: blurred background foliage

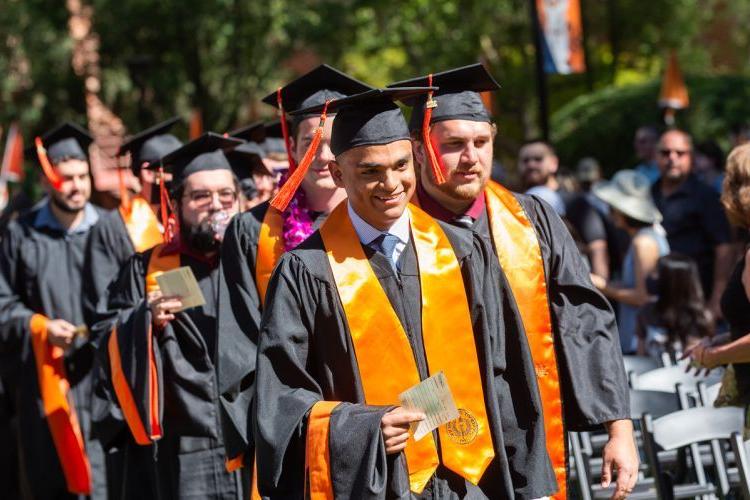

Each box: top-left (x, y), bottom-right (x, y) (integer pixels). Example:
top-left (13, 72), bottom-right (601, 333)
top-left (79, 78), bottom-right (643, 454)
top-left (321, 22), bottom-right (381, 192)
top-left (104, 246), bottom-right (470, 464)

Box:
top-left (1, 0), bottom-right (749, 176)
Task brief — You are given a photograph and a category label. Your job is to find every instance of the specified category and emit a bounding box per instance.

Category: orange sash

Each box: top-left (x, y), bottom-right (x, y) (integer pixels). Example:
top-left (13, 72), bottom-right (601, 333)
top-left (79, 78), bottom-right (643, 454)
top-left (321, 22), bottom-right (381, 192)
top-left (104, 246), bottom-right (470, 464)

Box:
top-left (119, 195), bottom-right (163, 253)
top-left (484, 181), bottom-right (566, 499)
top-left (255, 206), bottom-right (285, 306)
top-left (29, 314), bottom-right (92, 494)
top-left (108, 244), bottom-right (178, 444)
top-left (319, 202), bottom-right (494, 494)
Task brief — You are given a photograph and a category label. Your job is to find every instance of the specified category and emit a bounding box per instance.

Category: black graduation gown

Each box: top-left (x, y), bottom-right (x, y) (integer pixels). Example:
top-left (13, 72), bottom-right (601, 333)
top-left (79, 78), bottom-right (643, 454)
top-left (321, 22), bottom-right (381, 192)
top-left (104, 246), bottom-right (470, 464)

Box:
top-left (93, 248), bottom-right (246, 499)
top-left (216, 201), bottom-right (328, 462)
top-left (469, 193), bottom-right (630, 430)
top-left (0, 205), bottom-right (107, 499)
top-left (254, 222), bottom-right (558, 499)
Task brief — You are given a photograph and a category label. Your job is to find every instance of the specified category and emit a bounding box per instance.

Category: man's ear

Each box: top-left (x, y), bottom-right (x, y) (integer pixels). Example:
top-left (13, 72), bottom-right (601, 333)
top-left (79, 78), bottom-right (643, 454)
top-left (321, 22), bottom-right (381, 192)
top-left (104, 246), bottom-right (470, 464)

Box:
top-left (411, 138), bottom-right (426, 170)
top-left (329, 160), bottom-right (345, 188)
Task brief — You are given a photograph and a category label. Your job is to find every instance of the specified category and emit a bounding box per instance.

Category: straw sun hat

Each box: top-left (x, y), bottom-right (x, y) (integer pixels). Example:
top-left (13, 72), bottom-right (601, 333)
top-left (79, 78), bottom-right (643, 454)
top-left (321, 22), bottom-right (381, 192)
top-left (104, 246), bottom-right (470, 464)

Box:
top-left (592, 170), bottom-right (662, 224)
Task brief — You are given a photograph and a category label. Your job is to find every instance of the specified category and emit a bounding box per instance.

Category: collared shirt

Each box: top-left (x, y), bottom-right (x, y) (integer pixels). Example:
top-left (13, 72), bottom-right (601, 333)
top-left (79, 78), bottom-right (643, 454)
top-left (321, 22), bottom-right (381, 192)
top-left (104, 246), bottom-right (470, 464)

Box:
top-left (347, 201), bottom-right (410, 263)
top-left (33, 199), bottom-right (99, 237)
top-left (415, 182), bottom-right (486, 225)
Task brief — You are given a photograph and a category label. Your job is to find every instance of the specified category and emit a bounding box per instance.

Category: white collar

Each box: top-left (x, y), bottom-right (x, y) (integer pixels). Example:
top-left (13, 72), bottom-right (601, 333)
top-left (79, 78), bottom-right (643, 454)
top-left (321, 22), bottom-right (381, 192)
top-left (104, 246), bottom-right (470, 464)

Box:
top-left (347, 202), bottom-right (411, 246)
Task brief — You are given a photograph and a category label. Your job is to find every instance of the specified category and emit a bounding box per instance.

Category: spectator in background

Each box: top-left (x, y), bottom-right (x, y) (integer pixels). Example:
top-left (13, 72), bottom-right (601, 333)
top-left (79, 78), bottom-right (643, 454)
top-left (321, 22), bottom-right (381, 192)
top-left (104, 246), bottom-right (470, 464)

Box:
top-left (730, 123), bottom-right (750, 149)
top-left (694, 140), bottom-right (725, 194)
top-left (651, 129), bottom-right (734, 321)
top-left (634, 125), bottom-right (661, 184)
top-left (636, 253), bottom-right (713, 360)
top-left (518, 140), bottom-right (566, 215)
top-left (590, 170), bottom-right (670, 353)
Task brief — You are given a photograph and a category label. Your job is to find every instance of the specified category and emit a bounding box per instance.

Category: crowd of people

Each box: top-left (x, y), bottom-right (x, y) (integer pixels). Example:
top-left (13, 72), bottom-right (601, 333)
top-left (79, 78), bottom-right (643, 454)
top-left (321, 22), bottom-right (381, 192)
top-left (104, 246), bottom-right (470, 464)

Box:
top-left (1, 61), bottom-right (749, 500)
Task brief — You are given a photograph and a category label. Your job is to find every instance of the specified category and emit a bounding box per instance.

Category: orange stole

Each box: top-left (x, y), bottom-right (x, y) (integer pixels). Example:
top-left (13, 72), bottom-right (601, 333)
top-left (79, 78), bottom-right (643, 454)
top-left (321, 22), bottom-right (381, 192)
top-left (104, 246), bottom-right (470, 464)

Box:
top-left (255, 206), bottom-right (285, 306)
top-left (29, 314), bottom-right (92, 494)
top-left (119, 195), bottom-right (163, 253)
top-left (319, 202), bottom-right (494, 494)
top-left (108, 244), bottom-right (178, 444)
top-left (484, 181), bottom-right (566, 499)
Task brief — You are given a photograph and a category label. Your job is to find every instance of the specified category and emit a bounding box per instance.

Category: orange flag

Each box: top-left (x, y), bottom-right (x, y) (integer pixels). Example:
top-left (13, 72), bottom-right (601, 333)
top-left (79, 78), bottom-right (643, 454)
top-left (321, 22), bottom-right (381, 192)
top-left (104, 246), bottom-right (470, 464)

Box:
top-left (1, 122), bottom-right (25, 182)
top-left (189, 109), bottom-right (203, 139)
top-left (659, 51), bottom-right (689, 110)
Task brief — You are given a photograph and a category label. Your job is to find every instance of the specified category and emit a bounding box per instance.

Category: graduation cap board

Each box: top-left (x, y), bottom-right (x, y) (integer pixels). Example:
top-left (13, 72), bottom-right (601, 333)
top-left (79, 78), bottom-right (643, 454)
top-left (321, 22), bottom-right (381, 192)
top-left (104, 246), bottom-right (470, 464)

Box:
top-left (388, 63), bottom-right (500, 184)
top-left (229, 121), bottom-right (266, 144)
top-left (161, 132), bottom-right (244, 186)
top-left (226, 141), bottom-right (271, 180)
top-left (33, 122), bottom-right (94, 190)
top-left (266, 87), bottom-right (435, 212)
top-left (261, 64), bottom-right (373, 174)
top-left (118, 117), bottom-right (183, 175)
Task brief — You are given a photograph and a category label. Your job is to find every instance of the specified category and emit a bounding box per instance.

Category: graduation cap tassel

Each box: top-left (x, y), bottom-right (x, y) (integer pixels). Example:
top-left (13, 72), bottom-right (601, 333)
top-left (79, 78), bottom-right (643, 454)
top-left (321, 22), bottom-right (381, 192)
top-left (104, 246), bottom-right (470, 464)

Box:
top-left (117, 162), bottom-right (132, 213)
top-left (34, 137), bottom-right (64, 191)
top-left (270, 100), bottom-right (331, 213)
top-left (158, 167), bottom-right (178, 244)
top-left (422, 75), bottom-right (447, 185)
top-left (277, 88), bottom-right (298, 174)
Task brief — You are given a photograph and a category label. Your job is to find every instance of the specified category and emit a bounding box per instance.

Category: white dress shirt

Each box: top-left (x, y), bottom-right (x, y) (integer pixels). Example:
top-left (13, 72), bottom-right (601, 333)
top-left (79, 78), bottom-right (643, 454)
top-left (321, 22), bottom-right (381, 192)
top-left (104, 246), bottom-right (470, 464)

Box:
top-left (347, 202), bottom-right (410, 264)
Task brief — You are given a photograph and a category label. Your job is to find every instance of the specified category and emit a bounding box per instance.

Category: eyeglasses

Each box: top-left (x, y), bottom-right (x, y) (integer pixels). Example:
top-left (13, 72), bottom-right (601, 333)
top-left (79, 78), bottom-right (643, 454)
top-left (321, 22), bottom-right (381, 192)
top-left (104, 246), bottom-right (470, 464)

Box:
top-left (183, 189), bottom-right (238, 207)
top-left (659, 149), bottom-right (690, 158)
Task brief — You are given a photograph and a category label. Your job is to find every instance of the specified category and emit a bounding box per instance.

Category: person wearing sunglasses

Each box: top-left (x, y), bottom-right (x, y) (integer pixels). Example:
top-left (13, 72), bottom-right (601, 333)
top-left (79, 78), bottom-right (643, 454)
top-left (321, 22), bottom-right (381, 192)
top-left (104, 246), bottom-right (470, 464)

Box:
top-left (651, 129), bottom-right (734, 323)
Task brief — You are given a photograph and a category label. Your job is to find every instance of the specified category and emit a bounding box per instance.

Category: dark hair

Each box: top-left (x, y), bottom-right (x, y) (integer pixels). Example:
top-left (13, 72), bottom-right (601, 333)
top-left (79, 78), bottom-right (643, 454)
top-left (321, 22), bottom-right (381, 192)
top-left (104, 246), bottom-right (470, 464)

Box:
top-left (521, 139), bottom-right (556, 156)
top-left (695, 140), bottom-right (725, 172)
top-left (655, 253), bottom-right (713, 345)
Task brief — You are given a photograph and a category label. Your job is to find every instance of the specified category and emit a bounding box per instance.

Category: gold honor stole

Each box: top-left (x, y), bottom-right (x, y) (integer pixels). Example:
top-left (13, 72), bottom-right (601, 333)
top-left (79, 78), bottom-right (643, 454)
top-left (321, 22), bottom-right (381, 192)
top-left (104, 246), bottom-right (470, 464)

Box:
top-left (255, 206), bottom-right (285, 306)
top-left (309, 202), bottom-right (495, 496)
top-left (108, 243), bottom-right (177, 445)
top-left (484, 181), bottom-right (566, 499)
top-left (29, 314), bottom-right (92, 494)
top-left (118, 195), bottom-right (163, 253)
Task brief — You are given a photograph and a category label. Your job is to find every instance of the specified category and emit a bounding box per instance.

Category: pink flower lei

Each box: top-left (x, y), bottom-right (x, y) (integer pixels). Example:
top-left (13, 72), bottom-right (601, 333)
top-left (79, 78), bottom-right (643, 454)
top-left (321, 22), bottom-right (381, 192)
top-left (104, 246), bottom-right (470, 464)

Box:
top-left (280, 178), bottom-right (315, 251)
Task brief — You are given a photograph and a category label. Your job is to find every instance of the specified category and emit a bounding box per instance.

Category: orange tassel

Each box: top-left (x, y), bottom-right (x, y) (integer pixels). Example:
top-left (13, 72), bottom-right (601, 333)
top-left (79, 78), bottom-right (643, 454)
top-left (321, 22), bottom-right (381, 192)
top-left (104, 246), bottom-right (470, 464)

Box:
top-left (270, 100), bottom-right (331, 212)
top-left (158, 167), bottom-right (178, 244)
top-left (277, 88), bottom-right (298, 174)
top-left (34, 137), bottom-right (64, 190)
top-left (422, 75), bottom-right (446, 185)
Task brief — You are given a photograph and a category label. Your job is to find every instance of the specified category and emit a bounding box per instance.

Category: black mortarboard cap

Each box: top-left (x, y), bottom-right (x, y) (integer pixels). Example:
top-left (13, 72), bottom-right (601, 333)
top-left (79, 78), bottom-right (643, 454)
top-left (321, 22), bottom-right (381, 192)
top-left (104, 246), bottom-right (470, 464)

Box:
top-left (38, 122), bottom-right (93, 164)
top-left (226, 141), bottom-right (271, 180)
top-left (229, 121), bottom-right (266, 143)
top-left (118, 117), bottom-right (183, 174)
top-left (261, 120), bottom-right (288, 157)
top-left (261, 64), bottom-right (373, 120)
top-left (290, 87), bottom-right (436, 156)
top-left (161, 132), bottom-right (244, 185)
top-left (388, 63), bottom-right (500, 131)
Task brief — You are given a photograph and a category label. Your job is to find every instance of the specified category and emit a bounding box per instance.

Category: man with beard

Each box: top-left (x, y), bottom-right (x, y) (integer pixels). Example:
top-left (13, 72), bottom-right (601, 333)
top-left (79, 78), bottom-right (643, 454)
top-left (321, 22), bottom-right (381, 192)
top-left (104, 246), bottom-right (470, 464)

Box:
top-left (517, 140), bottom-right (566, 216)
top-left (85, 118), bottom-right (182, 500)
top-left (216, 65), bottom-right (372, 472)
top-left (0, 123), bottom-right (107, 498)
top-left (391, 64), bottom-right (637, 499)
top-left (254, 87), bottom-right (557, 499)
top-left (83, 117), bottom-right (182, 327)
top-left (93, 133), bottom-right (247, 498)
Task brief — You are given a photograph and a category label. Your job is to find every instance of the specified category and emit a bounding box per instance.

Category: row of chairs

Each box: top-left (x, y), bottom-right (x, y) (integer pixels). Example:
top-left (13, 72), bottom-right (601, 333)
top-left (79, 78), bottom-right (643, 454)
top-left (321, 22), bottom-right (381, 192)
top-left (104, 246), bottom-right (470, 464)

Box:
top-left (569, 355), bottom-right (749, 499)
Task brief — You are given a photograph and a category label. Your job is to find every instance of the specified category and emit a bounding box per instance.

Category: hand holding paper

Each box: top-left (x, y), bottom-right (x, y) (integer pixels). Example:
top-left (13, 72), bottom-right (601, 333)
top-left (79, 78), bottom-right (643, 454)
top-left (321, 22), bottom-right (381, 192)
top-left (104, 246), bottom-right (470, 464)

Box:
top-left (399, 371), bottom-right (459, 441)
top-left (154, 267), bottom-right (206, 312)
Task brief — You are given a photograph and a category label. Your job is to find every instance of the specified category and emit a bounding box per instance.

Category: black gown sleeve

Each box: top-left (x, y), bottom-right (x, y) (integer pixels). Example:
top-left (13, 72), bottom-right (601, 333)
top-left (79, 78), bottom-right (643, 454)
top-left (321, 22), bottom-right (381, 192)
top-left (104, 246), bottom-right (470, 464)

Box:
top-left (521, 195), bottom-right (630, 430)
top-left (0, 222), bottom-right (35, 354)
top-left (216, 211), bottom-right (263, 461)
top-left (254, 253), bottom-right (393, 499)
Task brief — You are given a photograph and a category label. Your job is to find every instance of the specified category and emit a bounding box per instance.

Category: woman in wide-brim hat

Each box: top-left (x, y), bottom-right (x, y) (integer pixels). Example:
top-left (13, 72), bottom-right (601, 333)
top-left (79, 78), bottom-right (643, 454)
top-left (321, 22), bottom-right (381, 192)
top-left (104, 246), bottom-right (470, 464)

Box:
top-left (590, 169), bottom-right (670, 354)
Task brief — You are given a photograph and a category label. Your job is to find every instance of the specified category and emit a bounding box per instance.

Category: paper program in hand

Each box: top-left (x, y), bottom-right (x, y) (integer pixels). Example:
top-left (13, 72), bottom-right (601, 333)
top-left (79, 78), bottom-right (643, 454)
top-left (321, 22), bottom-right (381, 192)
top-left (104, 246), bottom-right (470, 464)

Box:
top-left (155, 266), bottom-right (206, 312)
top-left (399, 371), bottom-right (459, 441)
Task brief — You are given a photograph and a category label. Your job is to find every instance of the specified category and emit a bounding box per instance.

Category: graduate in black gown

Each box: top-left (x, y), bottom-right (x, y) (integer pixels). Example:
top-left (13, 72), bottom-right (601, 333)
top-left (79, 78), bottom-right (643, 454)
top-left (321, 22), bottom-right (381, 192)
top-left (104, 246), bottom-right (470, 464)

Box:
top-left (85, 118), bottom-right (182, 500)
top-left (225, 135), bottom-right (272, 212)
top-left (254, 88), bottom-right (558, 499)
top-left (92, 133), bottom-right (250, 499)
top-left (0, 123), bottom-right (107, 499)
top-left (392, 64), bottom-right (637, 499)
top-left (216, 65), bottom-right (371, 468)
top-left (83, 117), bottom-right (183, 328)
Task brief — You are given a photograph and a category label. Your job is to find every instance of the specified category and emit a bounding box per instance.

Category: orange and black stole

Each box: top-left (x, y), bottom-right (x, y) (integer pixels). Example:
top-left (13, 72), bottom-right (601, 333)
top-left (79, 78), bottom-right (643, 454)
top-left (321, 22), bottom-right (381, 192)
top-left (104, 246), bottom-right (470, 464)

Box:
top-left (119, 194), bottom-right (163, 253)
top-left (29, 314), bottom-right (92, 494)
top-left (483, 180), bottom-right (567, 499)
top-left (306, 202), bottom-right (495, 497)
top-left (108, 243), bottom-right (177, 445)
top-left (254, 206), bottom-right (285, 306)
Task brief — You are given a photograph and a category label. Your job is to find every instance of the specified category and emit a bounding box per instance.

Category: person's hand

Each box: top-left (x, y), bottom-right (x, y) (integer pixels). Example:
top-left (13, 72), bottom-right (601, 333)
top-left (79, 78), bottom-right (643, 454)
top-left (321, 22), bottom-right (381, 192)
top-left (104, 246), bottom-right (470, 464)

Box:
top-left (46, 319), bottom-right (78, 350)
top-left (590, 273), bottom-right (607, 290)
top-left (380, 407), bottom-right (425, 455)
top-left (681, 337), bottom-right (714, 375)
top-left (708, 296), bottom-right (723, 323)
top-left (601, 420), bottom-right (639, 499)
top-left (147, 290), bottom-right (183, 329)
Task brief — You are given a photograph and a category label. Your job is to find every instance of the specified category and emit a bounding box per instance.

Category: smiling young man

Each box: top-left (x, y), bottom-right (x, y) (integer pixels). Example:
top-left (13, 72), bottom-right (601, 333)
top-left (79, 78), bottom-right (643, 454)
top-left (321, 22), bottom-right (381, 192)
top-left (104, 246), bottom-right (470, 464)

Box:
top-left (216, 65), bottom-right (372, 471)
top-left (0, 123), bottom-right (107, 498)
top-left (253, 88), bottom-right (557, 499)
top-left (392, 64), bottom-right (637, 500)
top-left (92, 133), bottom-right (249, 499)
